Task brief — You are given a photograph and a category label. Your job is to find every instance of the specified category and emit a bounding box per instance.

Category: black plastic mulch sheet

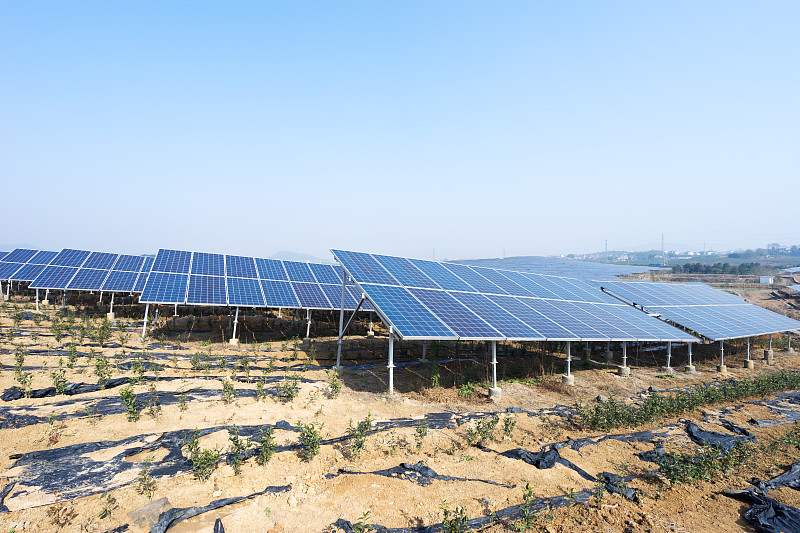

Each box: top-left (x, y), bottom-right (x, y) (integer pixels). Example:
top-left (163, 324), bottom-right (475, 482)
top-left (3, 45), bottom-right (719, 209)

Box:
top-left (724, 489), bottom-right (800, 533)
top-left (325, 461), bottom-right (514, 488)
top-left (2, 424), bottom-right (293, 511)
top-left (753, 462), bottom-right (800, 494)
top-left (685, 421), bottom-right (756, 452)
top-left (149, 485), bottom-right (290, 533)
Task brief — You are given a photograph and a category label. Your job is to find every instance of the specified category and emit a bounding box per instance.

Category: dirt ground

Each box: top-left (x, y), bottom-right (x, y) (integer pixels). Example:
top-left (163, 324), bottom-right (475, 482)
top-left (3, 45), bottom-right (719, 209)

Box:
top-left (1, 295), bottom-right (799, 533)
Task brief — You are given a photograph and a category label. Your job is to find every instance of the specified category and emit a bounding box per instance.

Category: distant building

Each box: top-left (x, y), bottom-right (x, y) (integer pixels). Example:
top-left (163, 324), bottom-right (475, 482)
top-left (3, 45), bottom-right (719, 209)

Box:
top-left (760, 276), bottom-right (774, 284)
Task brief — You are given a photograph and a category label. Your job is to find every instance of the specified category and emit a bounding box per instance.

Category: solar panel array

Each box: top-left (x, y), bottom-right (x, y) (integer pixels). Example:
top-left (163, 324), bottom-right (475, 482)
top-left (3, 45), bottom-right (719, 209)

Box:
top-left (783, 267), bottom-right (800, 274)
top-left (787, 285), bottom-right (800, 293)
top-left (139, 249), bottom-right (373, 311)
top-left (331, 249), bottom-right (697, 342)
top-left (600, 281), bottom-right (800, 340)
top-left (454, 256), bottom-right (665, 280)
top-left (28, 249), bottom-right (154, 293)
top-left (0, 249), bottom-right (59, 283)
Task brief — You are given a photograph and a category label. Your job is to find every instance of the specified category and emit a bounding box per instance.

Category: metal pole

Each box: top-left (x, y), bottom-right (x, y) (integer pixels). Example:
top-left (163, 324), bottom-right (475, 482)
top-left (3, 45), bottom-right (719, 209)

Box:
top-left (566, 341), bottom-right (572, 376)
top-left (99, 292), bottom-right (103, 304)
top-left (369, 314), bottom-right (373, 335)
top-left (789, 333), bottom-right (793, 350)
top-left (622, 341), bottom-right (627, 367)
top-left (335, 270), bottom-right (347, 369)
top-left (110, 293), bottom-right (114, 315)
top-left (305, 309), bottom-right (312, 339)
top-left (666, 342), bottom-right (672, 368)
top-left (6, 281), bottom-right (10, 299)
top-left (747, 337), bottom-right (751, 361)
top-left (491, 340), bottom-right (497, 388)
top-left (174, 304), bottom-right (178, 317)
top-left (688, 342), bottom-right (693, 367)
top-left (36, 289), bottom-right (39, 312)
top-left (278, 308), bottom-right (282, 319)
top-left (62, 290), bottom-right (66, 310)
top-left (154, 306), bottom-right (159, 327)
top-left (719, 340), bottom-right (724, 367)
top-left (232, 307), bottom-right (239, 339)
top-left (142, 303), bottom-right (149, 337)
top-left (769, 334), bottom-right (773, 350)
top-left (388, 326), bottom-right (395, 395)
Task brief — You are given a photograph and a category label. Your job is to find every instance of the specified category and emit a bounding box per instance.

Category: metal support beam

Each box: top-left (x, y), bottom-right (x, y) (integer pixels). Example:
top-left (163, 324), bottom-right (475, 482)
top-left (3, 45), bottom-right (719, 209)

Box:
top-left (142, 303), bottom-right (149, 338)
top-left (232, 307), bottom-right (240, 339)
top-left (666, 342), bottom-right (672, 368)
top-left (688, 343), bottom-right (693, 368)
top-left (566, 341), bottom-right (572, 376)
top-left (717, 340), bottom-right (726, 372)
top-left (110, 293), bottom-right (114, 314)
top-left (62, 290), bottom-right (66, 310)
top-left (622, 341), bottom-right (627, 367)
top-left (174, 304), bottom-right (178, 317)
top-left (747, 338), bottom-right (751, 361)
top-left (388, 326), bottom-right (395, 395)
top-left (99, 292), bottom-right (103, 304)
top-left (35, 289), bottom-right (39, 312)
top-left (421, 341), bottom-right (428, 362)
top-left (769, 334), bottom-right (773, 350)
top-left (154, 306), bottom-right (159, 327)
top-left (305, 309), bottom-right (312, 339)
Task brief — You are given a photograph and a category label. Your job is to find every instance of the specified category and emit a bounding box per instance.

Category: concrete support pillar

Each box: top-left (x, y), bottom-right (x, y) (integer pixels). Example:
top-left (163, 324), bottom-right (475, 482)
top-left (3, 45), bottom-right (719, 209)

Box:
top-left (562, 341), bottom-right (575, 385)
top-left (717, 340), bottom-right (727, 373)
top-left (686, 343), bottom-right (696, 373)
top-left (618, 341), bottom-right (630, 376)
top-left (604, 340), bottom-right (613, 362)
top-left (489, 340), bottom-right (502, 397)
top-left (765, 333), bottom-right (774, 364)
top-left (662, 342), bottom-right (673, 373)
top-left (107, 293), bottom-right (115, 321)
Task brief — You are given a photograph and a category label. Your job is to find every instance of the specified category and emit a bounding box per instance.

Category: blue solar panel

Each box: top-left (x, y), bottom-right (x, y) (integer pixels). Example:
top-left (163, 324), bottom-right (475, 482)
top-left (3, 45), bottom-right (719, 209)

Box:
top-left (499, 271), bottom-right (560, 299)
top-left (226, 255), bottom-right (258, 279)
top-left (134, 271), bottom-right (149, 293)
top-left (283, 261), bottom-right (317, 283)
top-left (441, 263), bottom-right (508, 294)
top-left (333, 250), bottom-right (398, 285)
top-left (472, 266), bottom-right (534, 297)
top-left (408, 258), bottom-right (475, 292)
top-left (3, 249), bottom-right (38, 263)
top-left (12, 263), bottom-right (47, 282)
top-left (0, 263), bottom-right (24, 279)
top-left (0, 252), bottom-right (7, 261)
top-left (408, 288), bottom-right (501, 339)
top-left (68, 268), bottom-right (110, 291)
top-left (102, 271), bottom-right (139, 292)
top-left (520, 299), bottom-right (606, 339)
top-left (83, 252), bottom-right (118, 270)
top-left (227, 277), bottom-right (265, 307)
top-left (152, 249), bottom-right (192, 274)
top-left (139, 272), bottom-right (188, 304)
top-left (191, 252), bottom-right (225, 276)
top-left (373, 255), bottom-right (440, 289)
top-left (359, 284), bottom-right (457, 339)
top-left (187, 275), bottom-right (227, 305)
top-left (255, 258), bottom-right (288, 281)
top-left (291, 282), bottom-right (332, 309)
top-left (309, 263), bottom-right (342, 285)
top-left (450, 292), bottom-right (543, 339)
top-left (112, 255), bottom-right (145, 272)
top-left (50, 249), bottom-right (91, 268)
top-left (600, 280), bottom-right (800, 340)
top-left (30, 266), bottom-right (79, 289)
top-left (261, 280), bottom-right (301, 308)
top-left (30, 251), bottom-right (58, 265)
top-left (485, 295), bottom-right (576, 339)
top-left (320, 283), bottom-right (359, 310)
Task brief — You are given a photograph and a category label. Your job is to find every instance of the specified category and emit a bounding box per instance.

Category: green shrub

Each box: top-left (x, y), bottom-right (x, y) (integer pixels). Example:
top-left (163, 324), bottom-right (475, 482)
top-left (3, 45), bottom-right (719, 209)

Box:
top-left (298, 421), bottom-right (323, 461)
top-left (255, 427), bottom-right (276, 465)
top-left (119, 385), bottom-right (139, 421)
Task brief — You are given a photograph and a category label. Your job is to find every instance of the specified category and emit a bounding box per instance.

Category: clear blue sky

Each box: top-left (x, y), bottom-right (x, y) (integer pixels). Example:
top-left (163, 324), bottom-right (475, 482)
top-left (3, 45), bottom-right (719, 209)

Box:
top-left (2, 1), bottom-right (798, 260)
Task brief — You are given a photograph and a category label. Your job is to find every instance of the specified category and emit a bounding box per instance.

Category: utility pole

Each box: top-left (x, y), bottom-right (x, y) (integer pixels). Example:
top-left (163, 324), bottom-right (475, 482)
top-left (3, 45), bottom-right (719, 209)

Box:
top-left (605, 240), bottom-right (608, 262)
top-left (662, 233), bottom-right (667, 266)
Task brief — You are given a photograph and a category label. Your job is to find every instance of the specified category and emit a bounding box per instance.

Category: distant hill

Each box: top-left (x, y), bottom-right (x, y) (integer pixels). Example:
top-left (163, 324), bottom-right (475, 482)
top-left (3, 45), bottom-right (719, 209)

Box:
top-left (269, 251), bottom-right (331, 264)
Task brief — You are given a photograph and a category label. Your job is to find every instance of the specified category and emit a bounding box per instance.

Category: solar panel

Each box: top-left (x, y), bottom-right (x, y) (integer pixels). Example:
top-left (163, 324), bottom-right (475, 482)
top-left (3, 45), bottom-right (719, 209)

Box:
top-left (309, 263), bottom-right (342, 285)
top-left (139, 272), bottom-right (189, 304)
top-left (455, 255), bottom-right (663, 279)
top-left (283, 261), bottom-right (317, 283)
top-left (112, 255), bottom-right (145, 272)
top-left (187, 275), bottom-right (227, 305)
top-left (102, 271), bottom-right (139, 292)
top-left (789, 285), bottom-right (800, 293)
top-left (261, 280), bottom-right (301, 308)
top-left (320, 283), bottom-right (360, 310)
top-left (0, 262), bottom-right (25, 280)
top-left (152, 249), bottom-right (192, 274)
top-left (29, 250), bottom-right (58, 265)
top-left (3, 249), bottom-right (38, 263)
top-left (29, 266), bottom-right (79, 290)
top-left (50, 249), bottom-right (91, 268)
top-left (68, 268), bottom-right (111, 291)
top-left (601, 280), bottom-right (800, 340)
top-left (255, 258), bottom-right (288, 281)
top-left (12, 263), bottom-right (48, 282)
top-left (83, 252), bottom-right (118, 270)
top-left (332, 249), bottom-right (698, 342)
top-left (226, 255), bottom-right (259, 279)
top-left (227, 277), bottom-right (265, 307)
top-left (0, 252), bottom-right (8, 261)
top-left (291, 282), bottom-right (332, 309)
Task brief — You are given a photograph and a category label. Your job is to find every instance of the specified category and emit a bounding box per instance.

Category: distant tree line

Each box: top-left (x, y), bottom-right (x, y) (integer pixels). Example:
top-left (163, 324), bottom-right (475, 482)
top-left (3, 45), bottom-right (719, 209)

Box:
top-left (672, 262), bottom-right (768, 275)
top-left (729, 245), bottom-right (800, 258)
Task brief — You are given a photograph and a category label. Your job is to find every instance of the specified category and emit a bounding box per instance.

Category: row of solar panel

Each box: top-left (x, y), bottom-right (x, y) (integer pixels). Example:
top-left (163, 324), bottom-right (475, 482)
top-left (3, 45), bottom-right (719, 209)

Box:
top-left (142, 272), bottom-right (370, 311)
top-left (332, 250), bottom-right (697, 342)
top-left (332, 250), bottom-right (616, 303)
top-left (139, 249), bottom-right (373, 311)
top-left (600, 280), bottom-right (746, 307)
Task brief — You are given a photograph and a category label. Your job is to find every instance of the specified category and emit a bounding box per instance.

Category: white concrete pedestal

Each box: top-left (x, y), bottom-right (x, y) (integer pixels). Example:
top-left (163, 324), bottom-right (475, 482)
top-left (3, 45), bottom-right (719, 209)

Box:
top-left (618, 366), bottom-right (630, 377)
top-left (561, 374), bottom-right (575, 386)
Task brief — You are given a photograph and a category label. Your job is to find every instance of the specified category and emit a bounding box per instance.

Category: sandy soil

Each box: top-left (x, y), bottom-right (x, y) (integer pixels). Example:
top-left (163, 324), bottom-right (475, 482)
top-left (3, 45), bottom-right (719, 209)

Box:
top-left (0, 295), bottom-right (799, 533)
